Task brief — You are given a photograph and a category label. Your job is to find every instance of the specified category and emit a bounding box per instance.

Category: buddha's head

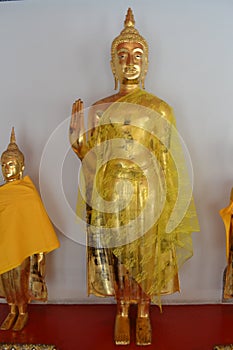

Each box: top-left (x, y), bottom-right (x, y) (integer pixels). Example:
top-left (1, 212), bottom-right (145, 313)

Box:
top-left (111, 8), bottom-right (148, 90)
top-left (1, 127), bottom-right (25, 182)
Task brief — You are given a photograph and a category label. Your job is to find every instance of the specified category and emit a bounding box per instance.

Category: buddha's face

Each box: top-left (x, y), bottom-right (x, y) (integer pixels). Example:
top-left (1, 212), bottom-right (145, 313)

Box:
top-left (114, 42), bottom-right (146, 84)
top-left (1, 156), bottom-right (24, 181)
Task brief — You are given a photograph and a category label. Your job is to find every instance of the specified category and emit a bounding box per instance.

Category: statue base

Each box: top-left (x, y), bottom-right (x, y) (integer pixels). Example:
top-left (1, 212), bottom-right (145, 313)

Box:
top-left (0, 344), bottom-right (56, 350)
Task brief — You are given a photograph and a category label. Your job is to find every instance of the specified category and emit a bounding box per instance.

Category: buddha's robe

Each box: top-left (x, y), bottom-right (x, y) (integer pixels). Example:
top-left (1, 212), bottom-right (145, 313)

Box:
top-left (0, 175), bottom-right (60, 301)
top-left (78, 88), bottom-right (199, 305)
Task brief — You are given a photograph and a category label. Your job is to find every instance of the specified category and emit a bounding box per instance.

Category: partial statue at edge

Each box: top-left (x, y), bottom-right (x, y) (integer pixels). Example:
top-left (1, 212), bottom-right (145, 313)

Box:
top-left (70, 8), bottom-right (199, 345)
top-left (0, 128), bottom-right (60, 331)
top-left (220, 188), bottom-right (233, 300)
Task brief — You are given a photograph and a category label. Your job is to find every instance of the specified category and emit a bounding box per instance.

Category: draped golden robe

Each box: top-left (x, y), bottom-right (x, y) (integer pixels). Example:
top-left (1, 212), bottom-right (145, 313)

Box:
top-left (78, 88), bottom-right (199, 305)
top-left (0, 176), bottom-right (60, 299)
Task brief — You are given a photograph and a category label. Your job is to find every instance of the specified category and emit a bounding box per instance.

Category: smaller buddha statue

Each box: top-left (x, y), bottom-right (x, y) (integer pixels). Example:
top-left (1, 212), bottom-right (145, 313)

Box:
top-left (0, 128), bottom-right (60, 331)
top-left (220, 188), bottom-right (233, 299)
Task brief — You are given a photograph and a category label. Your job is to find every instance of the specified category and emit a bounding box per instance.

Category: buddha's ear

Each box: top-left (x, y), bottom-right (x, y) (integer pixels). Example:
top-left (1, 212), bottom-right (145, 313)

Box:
top-left (110, 59), bottom-right (115, 75)
top-left (110, 60), bottom-right (118, 90)
top-left (19, 166), bottom-right (24, 179)
top-left (140, 56), bottom-right (148, 90)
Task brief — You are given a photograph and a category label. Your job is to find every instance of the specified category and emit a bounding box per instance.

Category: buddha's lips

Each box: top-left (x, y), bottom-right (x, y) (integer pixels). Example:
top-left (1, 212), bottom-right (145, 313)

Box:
top-left (124, 67), bottom-right (137, 74)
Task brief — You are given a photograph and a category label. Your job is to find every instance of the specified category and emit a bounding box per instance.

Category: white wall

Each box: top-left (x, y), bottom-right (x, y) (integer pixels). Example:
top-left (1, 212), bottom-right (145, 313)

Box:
top-left (0, 0), bottom-right (232, 304)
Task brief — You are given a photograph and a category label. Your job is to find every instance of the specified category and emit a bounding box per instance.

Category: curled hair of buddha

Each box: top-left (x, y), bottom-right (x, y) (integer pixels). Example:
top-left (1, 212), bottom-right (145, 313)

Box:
top-left (111, 8), bottom-right (149, 89)
top-left (1, 127), bottom-right (24, 165)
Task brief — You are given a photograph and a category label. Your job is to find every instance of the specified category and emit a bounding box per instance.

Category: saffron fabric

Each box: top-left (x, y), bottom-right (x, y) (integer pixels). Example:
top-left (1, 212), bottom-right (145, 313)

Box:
top-left (0, 176), bottom-right (60, 275)
top-left (220, 199), bottom-right (233, 298)
top-left (219, 200), bottom-right (233, 260)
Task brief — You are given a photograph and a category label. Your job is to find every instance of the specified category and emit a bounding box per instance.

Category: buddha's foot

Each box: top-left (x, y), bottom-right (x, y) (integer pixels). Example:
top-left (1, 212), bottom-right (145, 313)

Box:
top-left (136, 316), bottom-right (152, 346)
top-left (12, 312), bottom-right (28, 331)
top-left (114, 314), bottom-right (130, 345)
top-left (0, 312), bottom-right (18, 330)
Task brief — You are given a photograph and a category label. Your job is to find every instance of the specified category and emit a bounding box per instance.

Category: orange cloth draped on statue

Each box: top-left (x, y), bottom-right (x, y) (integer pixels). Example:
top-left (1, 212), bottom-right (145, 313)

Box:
top-left (0, 175), bottom-right (60, 274)
top-left (219, 200), bottom-right (233, 260)
top-left (219, 197), bottom-right (233, 298)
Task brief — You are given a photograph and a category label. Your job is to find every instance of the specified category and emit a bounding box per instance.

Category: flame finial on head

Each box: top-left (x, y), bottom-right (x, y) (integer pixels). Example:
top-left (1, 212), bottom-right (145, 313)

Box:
top-left (10, 127), bottom-right (16, 144)
top-left (124, 8), bottom-right (135, 28)
top-left (230, 188), bottom-right (233, 201)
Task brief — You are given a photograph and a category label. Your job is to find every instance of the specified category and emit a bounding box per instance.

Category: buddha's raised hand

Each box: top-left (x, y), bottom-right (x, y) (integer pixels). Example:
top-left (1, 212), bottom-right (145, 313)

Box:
top-left (69, 98), bottom-right (87, 160)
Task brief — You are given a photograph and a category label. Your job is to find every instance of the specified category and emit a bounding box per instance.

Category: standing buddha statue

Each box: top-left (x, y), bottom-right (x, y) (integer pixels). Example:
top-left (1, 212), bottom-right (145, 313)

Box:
top-left (0, 127), bottom-right (60, 331)
top-left (69, 8), bottom-right (199, 345)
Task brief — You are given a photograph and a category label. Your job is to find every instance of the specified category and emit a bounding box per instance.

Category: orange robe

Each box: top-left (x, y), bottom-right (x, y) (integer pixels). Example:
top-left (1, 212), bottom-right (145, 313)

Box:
top-left (220, 200), bottom-right (233, 298)
top-left (0, 175), bottom-right (60, 275)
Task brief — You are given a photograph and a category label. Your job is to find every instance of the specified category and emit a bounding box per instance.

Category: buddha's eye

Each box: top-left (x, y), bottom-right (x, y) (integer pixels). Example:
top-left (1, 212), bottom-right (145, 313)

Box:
top-left (135, 53), bottom-right (142, 59)
top-left (118, 51), bottom-right (127, 59)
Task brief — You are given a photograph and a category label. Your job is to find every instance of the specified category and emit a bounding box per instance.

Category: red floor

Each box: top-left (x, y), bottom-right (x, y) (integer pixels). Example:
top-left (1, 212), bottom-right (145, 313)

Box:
top-left (0, 303), bottom-right (233, 349)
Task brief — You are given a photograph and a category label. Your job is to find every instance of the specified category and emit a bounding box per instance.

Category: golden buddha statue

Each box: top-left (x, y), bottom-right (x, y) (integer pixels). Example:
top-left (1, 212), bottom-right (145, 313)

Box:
top-left (70, 8), bottom-right (199, 345)
top-left (0, 128), bottom-right (60, 331)
top-left (220, 188), bottom-right (233, 299)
